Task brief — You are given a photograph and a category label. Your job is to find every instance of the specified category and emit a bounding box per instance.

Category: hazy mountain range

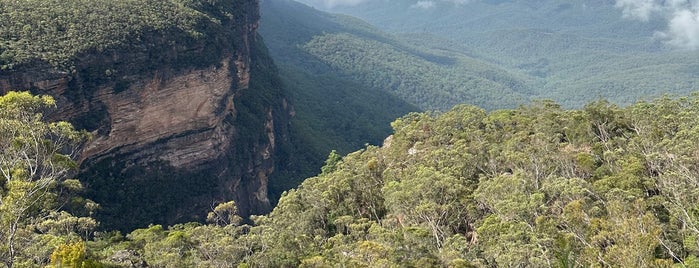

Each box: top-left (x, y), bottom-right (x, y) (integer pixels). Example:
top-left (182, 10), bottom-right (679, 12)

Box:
top-left (279, 0), bottom-right (698, 107)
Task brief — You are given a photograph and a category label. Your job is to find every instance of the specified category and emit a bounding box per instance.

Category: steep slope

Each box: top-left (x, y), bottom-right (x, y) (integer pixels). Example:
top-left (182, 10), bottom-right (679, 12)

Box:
top-left (260, 0), bottom-right (421, 196)
top-left (0, 0), bottom-right (292, 231)
top-left (260, 0), bottom-right (535, 112)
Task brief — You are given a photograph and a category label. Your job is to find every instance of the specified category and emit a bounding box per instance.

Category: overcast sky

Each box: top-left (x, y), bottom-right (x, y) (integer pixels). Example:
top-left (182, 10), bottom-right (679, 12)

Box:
top-left (297, 0), bottom-right (699, 50)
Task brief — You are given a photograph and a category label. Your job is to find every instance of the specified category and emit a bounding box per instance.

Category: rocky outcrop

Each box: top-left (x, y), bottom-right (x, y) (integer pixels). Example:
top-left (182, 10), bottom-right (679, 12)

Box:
top-left (0, 0), bottom-right (292, 231)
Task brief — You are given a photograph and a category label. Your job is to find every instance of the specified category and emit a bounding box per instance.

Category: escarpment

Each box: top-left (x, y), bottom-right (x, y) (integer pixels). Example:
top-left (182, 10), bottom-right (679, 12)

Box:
top-left (0, 0), bottom-right (292, 231)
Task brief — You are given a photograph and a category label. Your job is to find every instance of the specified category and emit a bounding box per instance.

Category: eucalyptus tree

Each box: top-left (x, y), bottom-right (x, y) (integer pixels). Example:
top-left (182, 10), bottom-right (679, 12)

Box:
top-left (0, 91), bottom-right (89, 267)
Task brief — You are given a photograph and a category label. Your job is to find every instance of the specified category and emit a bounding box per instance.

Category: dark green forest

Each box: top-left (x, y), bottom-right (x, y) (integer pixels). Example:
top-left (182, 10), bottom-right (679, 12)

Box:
top-left (259, 0), bottom-right (420, 197)
top-left (6, 90), bottom-right (699, 267)
top-left (260, 0), bottom-right (534, 112)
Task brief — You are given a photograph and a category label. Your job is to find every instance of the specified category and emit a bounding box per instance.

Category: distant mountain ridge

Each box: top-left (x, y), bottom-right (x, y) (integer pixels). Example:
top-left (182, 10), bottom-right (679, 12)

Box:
top-left (261, 0), bottom-right (538, 112)
top-left (295, 0), bottom-right (699, 107)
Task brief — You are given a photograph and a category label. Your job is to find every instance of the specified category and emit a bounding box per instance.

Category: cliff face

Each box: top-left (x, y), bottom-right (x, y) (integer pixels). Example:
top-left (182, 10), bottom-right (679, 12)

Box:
top-left (0, 0), bottom-right (291, 231)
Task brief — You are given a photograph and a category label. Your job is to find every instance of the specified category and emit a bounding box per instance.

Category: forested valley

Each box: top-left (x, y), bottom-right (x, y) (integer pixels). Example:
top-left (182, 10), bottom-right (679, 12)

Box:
top-left (292, 0), bottom-right (699, 108)
top-left (2, 0), bottom-right (699, 267)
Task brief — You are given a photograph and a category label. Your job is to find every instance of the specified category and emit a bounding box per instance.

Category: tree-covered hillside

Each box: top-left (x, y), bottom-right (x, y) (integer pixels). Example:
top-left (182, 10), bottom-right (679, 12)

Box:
top-left (0, 0), bottom-right (225, 70)
top-left (260, 0), bottom-right (422, 197)
top-left (258, 0), bottom-right (696, 196)
top-left (296, 0), bottom-right (699, 107)
top-left (64, 94), bottom-right (699, 267)
top-left (260, 0), bottom-right (536, 112)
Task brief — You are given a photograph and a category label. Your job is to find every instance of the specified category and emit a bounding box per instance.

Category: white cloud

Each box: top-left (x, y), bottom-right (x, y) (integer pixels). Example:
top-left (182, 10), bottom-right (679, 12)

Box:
top-left (411, 1), bottom-right (436, 9)
top-left (615, 0), bottom-right (660, 21)
top-left (661, 8), bottom-right (699, 49)
top-left (616, 0), bottom-right (699, 50)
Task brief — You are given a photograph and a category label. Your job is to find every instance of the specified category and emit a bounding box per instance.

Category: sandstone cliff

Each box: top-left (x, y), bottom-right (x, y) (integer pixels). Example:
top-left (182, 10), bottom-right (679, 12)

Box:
top-left (0, 0), bottom-right (292, 231)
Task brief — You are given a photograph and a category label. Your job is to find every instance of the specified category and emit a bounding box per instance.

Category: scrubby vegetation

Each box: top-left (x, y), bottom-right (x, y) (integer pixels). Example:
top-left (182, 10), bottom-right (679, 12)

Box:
top-left (7, 90), bottom-right (699, 267)
top-left (215, 95), bottom-right (699, 267)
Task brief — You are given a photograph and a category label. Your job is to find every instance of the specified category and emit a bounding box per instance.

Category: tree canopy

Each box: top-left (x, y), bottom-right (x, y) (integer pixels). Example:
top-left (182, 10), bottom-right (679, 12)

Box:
top-left (233, 95), bottom-right (699, 267)
top-left (16, 94), bottom-right (692, 267)
top-left (0, 91), bottom-right (95, 267)
top-left (6, 90), bottom-right (699, 267)
top-left (0, 0), bottom-right (225, 70)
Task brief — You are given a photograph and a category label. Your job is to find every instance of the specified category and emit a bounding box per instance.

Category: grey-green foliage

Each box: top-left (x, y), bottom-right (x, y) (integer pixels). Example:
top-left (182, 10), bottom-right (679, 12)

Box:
top-left (89, 94), bottom-right (699, 267)
top-left (0, 91), bottom-right (94, 267)
top-left (247, 96), bottom-right (672, 267)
